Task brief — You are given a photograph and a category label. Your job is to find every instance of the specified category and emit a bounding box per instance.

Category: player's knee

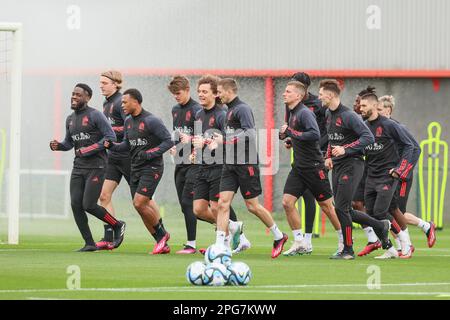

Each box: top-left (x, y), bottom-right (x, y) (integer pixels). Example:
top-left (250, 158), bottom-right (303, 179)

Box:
top-left (99, 191), bottom-right (111, 204)
top-left (245, 202), bottom-right (259, 215)
top-left (82, 201), bottom-right (97, 213)
top-left (282, 197), bottom-right (296, 211)
top-left (133, 198), bottom-right (146, 212)
top-left (193, 202), bottom-right (205, 217)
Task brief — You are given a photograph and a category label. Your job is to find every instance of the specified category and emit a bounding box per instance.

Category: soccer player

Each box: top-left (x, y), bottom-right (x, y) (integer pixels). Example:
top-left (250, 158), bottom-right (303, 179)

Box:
top-left (359, 92), bottom-right (415, 259)
top-left (96, 70), bottom-right (131, 250)
top-left (279, 81), bottom-right (343, 256)
top-left (282, 72), bottom-right (329, 254)
top-left (191, 75), bottom-right (251, 253)
top-left (106, 89), bottom-right (173, 254)
top-left (210, 78), bottom-right (288, 259)
top-left (353, 87), bottom-right (382, 256)
top-left (378, 95), bottom-right (436, 248)
top-left (49, 83), bottom-right (126, 252)
top-left (167, 76), bottom-right (203, 254)
top-left (320, 79), bottom-right (390, 260)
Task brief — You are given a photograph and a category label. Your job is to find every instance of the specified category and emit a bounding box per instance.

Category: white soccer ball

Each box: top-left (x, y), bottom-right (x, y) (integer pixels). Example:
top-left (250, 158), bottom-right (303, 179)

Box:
top-left (186, 261), bottom-right (206, 285)
top-left (204, 244), bottom-right (232, 266)
top-left (202, 262), bottom-right (230, 286)
top-left (227, 262), bottom-right (252, 286)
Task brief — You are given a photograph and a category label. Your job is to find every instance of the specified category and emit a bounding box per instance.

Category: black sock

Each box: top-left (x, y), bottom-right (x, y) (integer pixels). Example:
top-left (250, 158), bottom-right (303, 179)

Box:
top-left (154, 222), bottom-right (166, 242)
top-left (229, 206), bottom-right (238, 222)
top-left (103, 225), bottom-right (114, 242)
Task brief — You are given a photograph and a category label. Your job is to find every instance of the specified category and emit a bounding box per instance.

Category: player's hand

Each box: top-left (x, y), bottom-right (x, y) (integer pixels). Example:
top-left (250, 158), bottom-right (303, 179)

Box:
top-left (389, 168), bottom-right (400, 179)
top-left (212, 132), bottom-right (223, 144)
top-left (75, 149), bottom-right (82, 157)
top-left (332, 145), bottom-right (345, 157)
top-left (284, 138), bottom-right (292, 149)
top-left (279, 131), bottom-right (287, 140)
top-left (138, 150), bottom-right (149, 160)
top-left (180, 133), bottom-right (191, 144)
top-left (169, 146), bottom-right (177, 156)
top-left (104, 139), bottom-right (113, 149)
top-left (192, 135), bottom-right (204, 149)
top-left (280, 124), bottom-right (288, 134)
top-left (325, 158), bottom-right (333, 170)
top-left (49, 140), bottom-right (59, 151)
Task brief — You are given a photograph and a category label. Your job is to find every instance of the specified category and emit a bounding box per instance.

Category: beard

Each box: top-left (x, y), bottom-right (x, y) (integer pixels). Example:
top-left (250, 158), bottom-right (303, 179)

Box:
top-left (361, 109), bottom-right (372, 120)
top-left (71, 102), bottom-right (85, 110)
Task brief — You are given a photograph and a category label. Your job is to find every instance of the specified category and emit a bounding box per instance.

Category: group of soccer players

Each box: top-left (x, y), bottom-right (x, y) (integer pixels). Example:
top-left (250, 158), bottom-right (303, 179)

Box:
top-left (49, 70), bottom-right (436, 259)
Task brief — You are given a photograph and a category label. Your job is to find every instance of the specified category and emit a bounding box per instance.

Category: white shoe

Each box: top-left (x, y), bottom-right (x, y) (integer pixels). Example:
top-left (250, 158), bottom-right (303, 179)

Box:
top-left (282, 240), bottom-right (306, 256)
top-left (229, 221), bottom-right (243, 250)
top-left (374, 248), bottom-right (399, 259)
top-left (232, 238), bottom-right (251, 254)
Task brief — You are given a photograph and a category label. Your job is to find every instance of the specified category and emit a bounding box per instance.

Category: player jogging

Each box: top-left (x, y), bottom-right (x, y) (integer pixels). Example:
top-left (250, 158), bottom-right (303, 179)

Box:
top-left (49, 83), bottom-right (126, 252)
top-left (105, 89), bottom-right (173, 254)
top-left (320, 79), bottom-right (391, 260)
top-left (211, 78), bottom-right (288, 259)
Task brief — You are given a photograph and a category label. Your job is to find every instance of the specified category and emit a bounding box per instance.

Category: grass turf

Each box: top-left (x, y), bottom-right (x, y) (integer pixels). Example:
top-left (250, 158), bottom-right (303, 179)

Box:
top-left (0, 210), bottom-right (449, 300)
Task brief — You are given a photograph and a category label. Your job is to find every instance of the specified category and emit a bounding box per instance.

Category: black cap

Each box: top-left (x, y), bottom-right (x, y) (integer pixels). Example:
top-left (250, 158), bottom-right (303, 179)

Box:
top-left (291, 72), bottom-right (311, 87)
top-left (75, 83), bottom-right (93, 98)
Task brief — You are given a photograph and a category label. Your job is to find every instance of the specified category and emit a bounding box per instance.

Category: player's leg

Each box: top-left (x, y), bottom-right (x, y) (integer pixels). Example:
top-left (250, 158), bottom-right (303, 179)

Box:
top-left (70, 169), bottom-right (97, 251)
top-left (331, 163), bottom-right (357, 259)
top-left (304, 166), bottom-right (343, 254)
top-left (178, 166), bottom-right (198, 251)
top-left (357, 182), bottom-right (382, 256)
top-left (132, 168), bottom-right (169, 254)
top-left (302, 189), bottom-right (316, 247)
top-left (97, 178), bottom-right (119, 249)
top-left (282, 168), bottom-right (307, 256)
top-left (82, 168), bottom-right (126, 249)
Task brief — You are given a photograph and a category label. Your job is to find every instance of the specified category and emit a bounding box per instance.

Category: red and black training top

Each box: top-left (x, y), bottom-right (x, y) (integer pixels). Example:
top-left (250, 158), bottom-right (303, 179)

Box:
top-left (364, 115), bottom-right (415, 180)
top-left (325, 104), bottom-right (374, 165)
top-left (58, 105), bottom-right (116, 169)
top-left (284, 102), bottom-right (323, 169)
top-left (103, 90), bottom-right (128, 160)
top-left (111, 109), bottom-right (174, 170)
top-left (171, 98), bottom-right (203, 166)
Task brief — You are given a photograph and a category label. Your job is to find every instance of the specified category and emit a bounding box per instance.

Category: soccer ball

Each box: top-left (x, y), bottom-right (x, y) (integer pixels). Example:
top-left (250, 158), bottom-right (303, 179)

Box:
top-left (227, 262), bottom-right (252, 286)
top-left (204, 244), bottom-right (232, 266)
top-left (186, 261), bottom-right (206, 285)
top-left (202, 262), bottom-right (230, 286)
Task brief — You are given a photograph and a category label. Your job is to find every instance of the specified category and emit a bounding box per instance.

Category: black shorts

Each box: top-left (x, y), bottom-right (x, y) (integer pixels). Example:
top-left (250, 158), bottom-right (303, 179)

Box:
top-left (353, 165), bottom-right (367, 202)
top-left (390, 176), bottom-right (414, 213)
top-left (193, 166), bottom-right (222, 202)
top-left (130, 166), bottom-right (163, 199)
top-left (219, 164), bottom-right (262, 199)
top-left (174, 165), bottom-right (199, 204)
top-left (105, 156), bottom-right (131, 185)
top-left (283, 165), bottom-right (332, 202)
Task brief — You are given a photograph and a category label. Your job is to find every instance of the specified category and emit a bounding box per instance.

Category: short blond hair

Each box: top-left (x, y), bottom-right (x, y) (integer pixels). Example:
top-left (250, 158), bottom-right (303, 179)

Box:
top-left (101, 70), bottom-right (123, 90)
top-left (379, 95), bottom-right (395, 113)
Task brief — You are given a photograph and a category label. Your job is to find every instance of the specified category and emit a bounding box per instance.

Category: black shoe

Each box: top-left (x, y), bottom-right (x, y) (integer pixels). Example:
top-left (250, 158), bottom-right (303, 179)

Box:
top-left (112, 221), bottom-right (126, 249)
top-left (77, 244), bottom-right (98, 252)
top-left (330, 250), bottom-right (355, 260)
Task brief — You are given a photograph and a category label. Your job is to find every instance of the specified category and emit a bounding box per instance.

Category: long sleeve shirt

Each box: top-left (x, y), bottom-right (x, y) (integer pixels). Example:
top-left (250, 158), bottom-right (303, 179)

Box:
top-left (364, 115), bottom-right (415, 180)
top-left (223, 97), bottom-right (258, 165)
top-left (111, 109), bottom-right (174, 170)
top-left (325, 104), bottom-right (374, 165)
top-left (194, 104), bottom-right (227, 166)
top-left (58, 105), bottom-right (116, 169)
top-left (103, 91), bottom-right (128, 160)
top-left (283, 102), bottom-right (323, 169)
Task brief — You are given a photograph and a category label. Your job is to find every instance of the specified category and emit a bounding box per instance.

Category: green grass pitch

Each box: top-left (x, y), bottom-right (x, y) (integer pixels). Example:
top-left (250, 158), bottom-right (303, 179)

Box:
top-left (0, 209), bottom-right (449, 300)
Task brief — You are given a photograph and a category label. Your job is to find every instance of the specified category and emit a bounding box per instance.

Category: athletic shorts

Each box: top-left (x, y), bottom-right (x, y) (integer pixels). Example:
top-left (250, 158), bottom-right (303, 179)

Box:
top-left (283, 165), bottom-right (332, 202)
top-left (130, 166), bottom-right (163, 199)
top-left (193, 166), bottom-right (223, 202)
top-left (219, 164), bottom-right (262, 199)
top-left (105, 156), bottom-right (131, 185)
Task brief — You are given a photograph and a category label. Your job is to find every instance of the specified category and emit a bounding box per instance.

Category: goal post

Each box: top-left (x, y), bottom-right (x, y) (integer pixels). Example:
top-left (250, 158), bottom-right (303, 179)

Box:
top-left (0, 23), bottom-right (23, 244)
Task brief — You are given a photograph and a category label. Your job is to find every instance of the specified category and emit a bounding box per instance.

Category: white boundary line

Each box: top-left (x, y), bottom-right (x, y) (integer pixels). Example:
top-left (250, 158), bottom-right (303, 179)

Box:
top-left (1, 282), bottom-right (450, 295)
